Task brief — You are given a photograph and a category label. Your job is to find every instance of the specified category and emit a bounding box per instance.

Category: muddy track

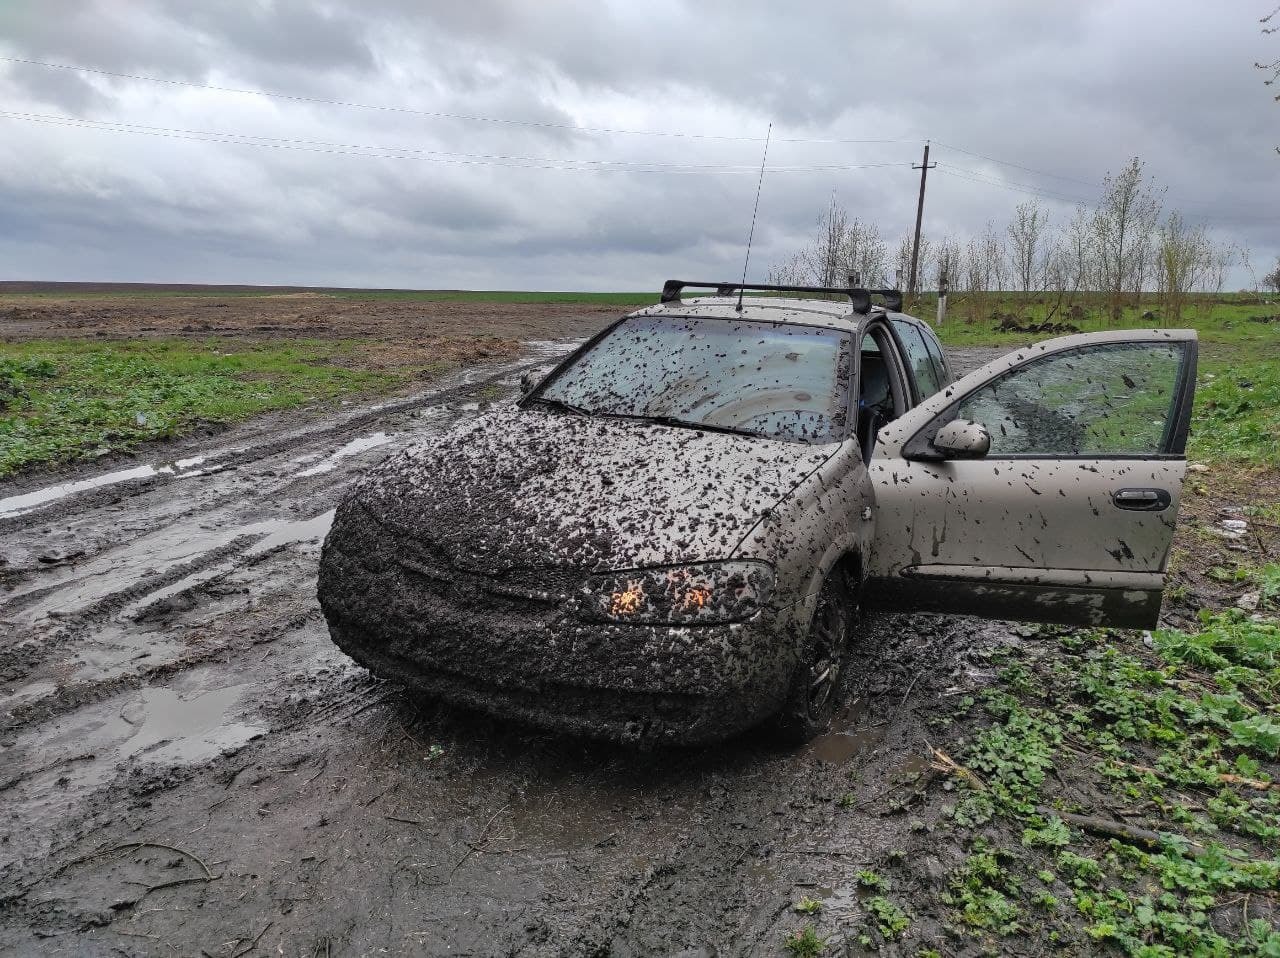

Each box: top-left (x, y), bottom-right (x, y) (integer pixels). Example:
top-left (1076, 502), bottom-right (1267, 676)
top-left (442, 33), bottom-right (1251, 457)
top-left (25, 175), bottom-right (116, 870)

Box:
top-left (0, 346), bottom-right (1006, 956)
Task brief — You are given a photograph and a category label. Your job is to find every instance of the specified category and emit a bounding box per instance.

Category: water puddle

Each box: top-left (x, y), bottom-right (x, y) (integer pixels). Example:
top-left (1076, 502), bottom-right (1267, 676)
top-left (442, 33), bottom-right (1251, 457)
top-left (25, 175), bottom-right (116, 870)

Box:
top-left (246, 509), bottom-right (335, 554)
top-left (813, 883), bottom-right (865, 920)
top-left (0, 456), bottom-right (207, 519)
top-left (295, 432), bottom-right (392, 477)
top-left (1, 672), bottom-right (263, 870)
top-left (808, 730), bottom-right (880, 765)
top-left (7, 509), bottom-right (337, 626)
top-left (805, 698), bottom-right (879, 765)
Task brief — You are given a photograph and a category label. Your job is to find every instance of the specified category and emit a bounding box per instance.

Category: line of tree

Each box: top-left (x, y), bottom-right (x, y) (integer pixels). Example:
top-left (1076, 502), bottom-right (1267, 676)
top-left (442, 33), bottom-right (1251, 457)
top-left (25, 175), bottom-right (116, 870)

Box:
top-left (769, 157), bottom-right (1259, 324)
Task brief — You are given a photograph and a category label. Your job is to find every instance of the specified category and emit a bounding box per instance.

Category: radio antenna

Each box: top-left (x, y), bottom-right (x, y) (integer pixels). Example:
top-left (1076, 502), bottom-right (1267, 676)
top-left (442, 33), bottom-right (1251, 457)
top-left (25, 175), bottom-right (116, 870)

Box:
top-left (736, 122), bottom-right (772, 313)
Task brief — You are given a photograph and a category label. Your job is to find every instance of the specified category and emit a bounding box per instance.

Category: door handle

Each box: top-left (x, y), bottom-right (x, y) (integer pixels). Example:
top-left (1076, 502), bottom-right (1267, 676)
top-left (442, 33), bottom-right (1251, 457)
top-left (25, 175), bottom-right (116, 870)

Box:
top-left (1112, 488), bottom-right (1171, 511)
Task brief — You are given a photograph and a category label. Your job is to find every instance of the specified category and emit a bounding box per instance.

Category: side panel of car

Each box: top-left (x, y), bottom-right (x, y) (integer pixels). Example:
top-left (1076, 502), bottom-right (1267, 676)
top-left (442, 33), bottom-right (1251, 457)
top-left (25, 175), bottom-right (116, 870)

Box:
top-left (733, 442), bottom-right (872, 635)
top-left (865, 329), bottom-right (1197, 629)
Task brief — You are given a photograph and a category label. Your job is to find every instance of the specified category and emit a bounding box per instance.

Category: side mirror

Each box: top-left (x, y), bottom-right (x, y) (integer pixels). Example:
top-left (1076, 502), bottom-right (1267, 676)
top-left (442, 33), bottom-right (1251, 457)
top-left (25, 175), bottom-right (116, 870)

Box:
top-left (519, 372), bottom-right (535, 395)
top-left (932, 419), bottom-right (991, 459)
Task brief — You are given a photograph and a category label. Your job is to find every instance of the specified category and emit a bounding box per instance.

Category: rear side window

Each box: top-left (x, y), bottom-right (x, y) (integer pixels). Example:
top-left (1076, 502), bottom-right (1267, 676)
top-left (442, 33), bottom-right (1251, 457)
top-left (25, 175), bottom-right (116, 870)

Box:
top-left (891, 320), bottom-right (943, 399)
top-left (919, 327), bottom-right (951, 386)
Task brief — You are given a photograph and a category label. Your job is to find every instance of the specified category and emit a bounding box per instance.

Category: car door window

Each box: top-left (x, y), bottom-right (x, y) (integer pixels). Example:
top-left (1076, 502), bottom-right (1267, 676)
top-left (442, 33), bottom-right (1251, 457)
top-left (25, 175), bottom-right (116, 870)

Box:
top-left (953, 341), bottom-right (1189, 456)
top-left (891, 321), bottom-right (942, 399)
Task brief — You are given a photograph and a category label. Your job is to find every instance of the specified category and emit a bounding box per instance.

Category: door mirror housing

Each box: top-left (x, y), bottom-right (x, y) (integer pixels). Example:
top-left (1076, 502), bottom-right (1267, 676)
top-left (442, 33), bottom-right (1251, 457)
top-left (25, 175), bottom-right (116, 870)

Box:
top-left (519, 371), bottom-right (535, 395)
top-left (932, 419), bottom-right (991, 459)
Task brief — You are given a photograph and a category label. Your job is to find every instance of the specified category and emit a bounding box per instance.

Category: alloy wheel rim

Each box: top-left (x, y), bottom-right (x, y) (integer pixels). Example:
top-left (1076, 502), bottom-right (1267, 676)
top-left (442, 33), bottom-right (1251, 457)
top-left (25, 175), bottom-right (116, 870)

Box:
top-left (807, 591), bottom-right (847, 717)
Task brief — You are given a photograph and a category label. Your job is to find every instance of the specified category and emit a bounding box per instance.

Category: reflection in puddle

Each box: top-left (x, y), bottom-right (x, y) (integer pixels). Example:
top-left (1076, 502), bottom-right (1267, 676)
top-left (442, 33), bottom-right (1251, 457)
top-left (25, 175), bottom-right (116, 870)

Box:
top-left (1, 674), bottom-right (264, 870)
top-left (808, 730), bottom-right (879, 765)
top-left (295, 433), bottom-right (392, 477)
top-left (0, 457), bottom-right (207, 519)
top-left (814, 883), bottom-right (864, 920)
top-left (805, 698), bottom-right (879, 765)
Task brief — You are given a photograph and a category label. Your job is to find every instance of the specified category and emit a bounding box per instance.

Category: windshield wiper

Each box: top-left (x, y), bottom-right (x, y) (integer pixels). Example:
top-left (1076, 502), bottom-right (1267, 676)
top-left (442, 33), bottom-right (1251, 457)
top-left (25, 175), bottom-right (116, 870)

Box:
top-left (599, 412), bottom-right (758, 438)
top-left (528, 396), bottom-right (593, 417)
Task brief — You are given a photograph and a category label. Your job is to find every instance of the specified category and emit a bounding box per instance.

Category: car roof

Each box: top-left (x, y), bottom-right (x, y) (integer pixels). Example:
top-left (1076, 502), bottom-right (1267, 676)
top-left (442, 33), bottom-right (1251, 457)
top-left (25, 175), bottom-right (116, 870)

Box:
top-left (627, 295), bottom-right (930, 335)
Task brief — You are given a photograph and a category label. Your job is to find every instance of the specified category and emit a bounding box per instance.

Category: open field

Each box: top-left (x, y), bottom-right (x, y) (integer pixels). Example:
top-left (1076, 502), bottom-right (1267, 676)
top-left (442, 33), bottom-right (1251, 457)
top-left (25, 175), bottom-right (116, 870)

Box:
top-left (1, 287), bottom-right (1278, 954)
top-left (0, 285), bottom-right (626, 477)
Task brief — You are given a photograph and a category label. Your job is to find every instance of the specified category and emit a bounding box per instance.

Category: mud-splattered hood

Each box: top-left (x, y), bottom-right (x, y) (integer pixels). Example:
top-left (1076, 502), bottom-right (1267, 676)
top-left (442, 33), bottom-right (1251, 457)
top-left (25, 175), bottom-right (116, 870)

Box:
top-left (348, 407), bottom-right (835, 573)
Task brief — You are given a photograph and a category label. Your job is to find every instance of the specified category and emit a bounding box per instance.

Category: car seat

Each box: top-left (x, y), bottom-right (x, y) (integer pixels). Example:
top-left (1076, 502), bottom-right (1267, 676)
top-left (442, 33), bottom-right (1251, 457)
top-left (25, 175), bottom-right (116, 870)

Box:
top-left (858, 354), bottom-right (893, 463)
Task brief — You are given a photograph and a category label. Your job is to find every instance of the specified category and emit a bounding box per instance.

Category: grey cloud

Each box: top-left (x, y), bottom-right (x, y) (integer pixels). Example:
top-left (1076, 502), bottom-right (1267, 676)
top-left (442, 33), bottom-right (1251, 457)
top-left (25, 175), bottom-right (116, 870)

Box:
top-left (0, 0), bottom-right (1275, 290)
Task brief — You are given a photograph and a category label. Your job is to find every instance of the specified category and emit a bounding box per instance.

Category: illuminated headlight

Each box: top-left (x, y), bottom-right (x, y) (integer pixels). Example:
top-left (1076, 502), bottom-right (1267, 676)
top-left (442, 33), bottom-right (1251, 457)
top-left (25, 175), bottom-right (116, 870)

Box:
top-left (581, 561), bottom-right (775, 625)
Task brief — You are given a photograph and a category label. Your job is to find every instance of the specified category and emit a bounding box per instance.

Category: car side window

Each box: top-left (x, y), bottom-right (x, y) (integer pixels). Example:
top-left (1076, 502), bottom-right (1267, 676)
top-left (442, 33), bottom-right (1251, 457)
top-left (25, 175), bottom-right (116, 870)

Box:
top-left (919, 327), bottom-right (951, 387)
top-left (953, 342), bottom-right (1189, 456)
top-left (891, 320), bottom-right (942, 400)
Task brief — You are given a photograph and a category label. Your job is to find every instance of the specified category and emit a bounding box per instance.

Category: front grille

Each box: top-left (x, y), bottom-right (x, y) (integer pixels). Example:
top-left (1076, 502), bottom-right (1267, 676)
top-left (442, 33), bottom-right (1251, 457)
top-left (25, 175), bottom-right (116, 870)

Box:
top-left (366, 508), bottom-right (581, 612)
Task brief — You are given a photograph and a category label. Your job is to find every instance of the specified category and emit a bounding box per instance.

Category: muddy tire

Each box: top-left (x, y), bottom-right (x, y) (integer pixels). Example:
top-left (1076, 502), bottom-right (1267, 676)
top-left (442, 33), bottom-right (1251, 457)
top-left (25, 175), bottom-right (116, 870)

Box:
top-left (774, 567), bottom-right (858, 743)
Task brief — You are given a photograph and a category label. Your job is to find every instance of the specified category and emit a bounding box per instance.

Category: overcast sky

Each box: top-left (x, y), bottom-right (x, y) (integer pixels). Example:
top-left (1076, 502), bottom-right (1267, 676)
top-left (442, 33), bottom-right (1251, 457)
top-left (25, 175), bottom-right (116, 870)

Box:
top-left (0, 1), bottom-right (1275, 291)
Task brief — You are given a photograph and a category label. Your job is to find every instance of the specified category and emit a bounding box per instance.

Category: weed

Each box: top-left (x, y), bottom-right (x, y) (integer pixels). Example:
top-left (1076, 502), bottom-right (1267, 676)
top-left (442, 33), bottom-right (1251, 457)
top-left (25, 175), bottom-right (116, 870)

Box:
top-left (865, 897), bottom-right (910, 940)
top-left (855, 870), bottom-right (885, 890)
top-left (783, 925), bottom-right (825, 958)
top-left (794, 895), bottom-right (822, 915)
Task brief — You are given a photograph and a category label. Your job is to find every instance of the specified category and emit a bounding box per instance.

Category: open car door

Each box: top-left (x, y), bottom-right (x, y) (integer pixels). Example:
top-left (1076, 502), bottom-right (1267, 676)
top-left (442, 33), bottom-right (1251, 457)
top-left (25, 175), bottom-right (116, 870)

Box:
top-left (866, 329), bottom-right (1198, 629)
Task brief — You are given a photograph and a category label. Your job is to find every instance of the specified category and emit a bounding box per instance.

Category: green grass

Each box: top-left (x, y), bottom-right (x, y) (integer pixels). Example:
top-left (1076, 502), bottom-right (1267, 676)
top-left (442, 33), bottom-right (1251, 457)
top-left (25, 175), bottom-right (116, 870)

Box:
top-left (1189, 362), bottom-right (1280, 466)
top-left (0, 339), bottom-right (412, 477)
top-left (927, 292), bottom-right (1280, 360)
top-left (916, 604), bottom-right (1280, 955)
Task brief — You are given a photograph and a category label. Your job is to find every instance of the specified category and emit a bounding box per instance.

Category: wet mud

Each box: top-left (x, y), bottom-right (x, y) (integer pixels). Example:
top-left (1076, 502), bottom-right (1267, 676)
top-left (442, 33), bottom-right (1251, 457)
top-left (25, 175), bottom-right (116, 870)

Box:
top-left (1, 342), bottom-right (1006, 955)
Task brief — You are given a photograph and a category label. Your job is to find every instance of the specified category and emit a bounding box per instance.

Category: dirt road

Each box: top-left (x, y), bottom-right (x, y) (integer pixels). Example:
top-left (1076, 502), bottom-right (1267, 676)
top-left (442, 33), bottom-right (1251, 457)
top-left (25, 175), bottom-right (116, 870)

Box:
top-left (0, 344), bottom-right (1006, 956)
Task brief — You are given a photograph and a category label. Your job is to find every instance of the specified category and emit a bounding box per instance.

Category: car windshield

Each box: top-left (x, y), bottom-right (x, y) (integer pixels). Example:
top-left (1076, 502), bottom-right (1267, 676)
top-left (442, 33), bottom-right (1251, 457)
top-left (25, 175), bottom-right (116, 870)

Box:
top-left (535, 315), bottom-right (852, 443)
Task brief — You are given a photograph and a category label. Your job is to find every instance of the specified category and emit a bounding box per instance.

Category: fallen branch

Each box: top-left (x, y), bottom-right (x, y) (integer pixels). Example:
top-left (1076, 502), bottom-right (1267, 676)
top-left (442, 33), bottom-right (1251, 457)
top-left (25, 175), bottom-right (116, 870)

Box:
top-left (1039, 808), bottom-right (1201, 852)
top-left (231, 921), bottom-right (273, 958)
top-left (928, 746), bottom-right (987, 791)
top-left (1220, 773), bottom-right (1280, 792)
top-left (108, 842), bottom-right (215, 880)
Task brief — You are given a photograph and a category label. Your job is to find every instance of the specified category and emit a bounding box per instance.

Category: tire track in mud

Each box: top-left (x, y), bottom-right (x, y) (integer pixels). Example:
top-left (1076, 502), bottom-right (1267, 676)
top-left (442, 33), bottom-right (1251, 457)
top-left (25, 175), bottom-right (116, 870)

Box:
top-left (0, 344), bottom-right (1010, 955)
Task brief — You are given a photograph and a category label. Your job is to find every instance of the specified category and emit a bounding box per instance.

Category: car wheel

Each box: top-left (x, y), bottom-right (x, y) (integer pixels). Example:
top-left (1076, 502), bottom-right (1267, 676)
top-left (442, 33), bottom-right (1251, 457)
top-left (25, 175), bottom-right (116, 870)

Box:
top-left (775, 567), bottom-right (857, 743)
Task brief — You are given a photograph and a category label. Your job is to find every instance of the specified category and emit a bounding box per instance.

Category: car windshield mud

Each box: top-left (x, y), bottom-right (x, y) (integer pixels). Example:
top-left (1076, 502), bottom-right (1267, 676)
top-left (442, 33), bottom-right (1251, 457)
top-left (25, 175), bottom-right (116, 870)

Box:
top-left (536, 315), bottom-right (852, 443)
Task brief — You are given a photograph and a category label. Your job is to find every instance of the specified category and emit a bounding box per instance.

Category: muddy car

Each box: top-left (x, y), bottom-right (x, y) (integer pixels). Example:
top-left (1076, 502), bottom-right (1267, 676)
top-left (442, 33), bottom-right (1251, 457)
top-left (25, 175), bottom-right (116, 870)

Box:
top-left (318, 281), bottom-right (1197, 745)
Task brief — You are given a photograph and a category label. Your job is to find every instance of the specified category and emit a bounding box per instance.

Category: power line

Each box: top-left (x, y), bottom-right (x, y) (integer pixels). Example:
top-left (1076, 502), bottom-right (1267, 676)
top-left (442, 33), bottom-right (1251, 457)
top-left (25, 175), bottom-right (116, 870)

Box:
top-left (936, 164), bottom-right (1280, 225)
top-left (934, 165), bottom-right (1094, 205)
top-left (0, 109), bottom-right (914, 175)
top-left (930, 139), bottom-right (1101, 189)
top-left (0, 55), bottom-right (908, 145)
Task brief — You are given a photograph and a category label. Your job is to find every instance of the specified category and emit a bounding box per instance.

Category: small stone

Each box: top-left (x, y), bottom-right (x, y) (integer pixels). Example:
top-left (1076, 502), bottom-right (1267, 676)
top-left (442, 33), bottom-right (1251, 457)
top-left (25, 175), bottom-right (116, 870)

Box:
top-left (1187, 462), bottom-right (1209, 473)
top-left (1237, 592), bottom-right (1261, 611)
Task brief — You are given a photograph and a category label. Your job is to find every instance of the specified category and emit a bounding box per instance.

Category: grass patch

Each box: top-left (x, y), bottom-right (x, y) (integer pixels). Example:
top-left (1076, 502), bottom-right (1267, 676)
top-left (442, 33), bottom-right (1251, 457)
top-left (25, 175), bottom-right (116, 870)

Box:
top-left (909, 610), bottom-right (1280, 955)
top-left (928, 292), bottom-right (1280, 360)
top-left (1189, 362), bottom-right (1280, 467)
top-left (0, 338), bottom-right (410, 477)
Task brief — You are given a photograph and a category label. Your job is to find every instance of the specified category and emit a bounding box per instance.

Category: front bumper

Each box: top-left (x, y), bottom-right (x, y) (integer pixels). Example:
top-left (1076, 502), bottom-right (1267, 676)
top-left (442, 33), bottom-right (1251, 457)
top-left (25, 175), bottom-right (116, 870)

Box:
top-left (317, 504), bottom-right (800, 745)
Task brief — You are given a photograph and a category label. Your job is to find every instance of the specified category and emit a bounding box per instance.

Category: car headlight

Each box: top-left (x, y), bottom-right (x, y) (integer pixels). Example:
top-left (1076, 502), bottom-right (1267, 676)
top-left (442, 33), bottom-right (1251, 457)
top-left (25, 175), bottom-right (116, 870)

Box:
top-left (580, 561), bottom-right (775, 625)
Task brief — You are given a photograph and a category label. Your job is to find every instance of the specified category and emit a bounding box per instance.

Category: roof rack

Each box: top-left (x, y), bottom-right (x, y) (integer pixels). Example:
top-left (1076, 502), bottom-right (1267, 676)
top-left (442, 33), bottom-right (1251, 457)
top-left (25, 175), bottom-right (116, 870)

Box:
top-left (659, 280), bottom-right (903, 315)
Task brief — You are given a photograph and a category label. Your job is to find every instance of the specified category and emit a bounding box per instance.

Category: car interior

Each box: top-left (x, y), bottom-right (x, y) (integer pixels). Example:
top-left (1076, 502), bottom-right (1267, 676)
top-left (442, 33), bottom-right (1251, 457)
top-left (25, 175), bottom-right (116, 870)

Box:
top-left (856, 328), bottom-right (908, 463)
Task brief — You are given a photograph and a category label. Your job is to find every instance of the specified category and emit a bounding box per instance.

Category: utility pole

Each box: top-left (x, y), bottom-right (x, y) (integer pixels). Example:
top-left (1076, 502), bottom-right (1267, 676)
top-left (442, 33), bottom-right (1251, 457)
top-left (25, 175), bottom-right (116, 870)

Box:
top-left (907, 141), bottom-right (936, 300)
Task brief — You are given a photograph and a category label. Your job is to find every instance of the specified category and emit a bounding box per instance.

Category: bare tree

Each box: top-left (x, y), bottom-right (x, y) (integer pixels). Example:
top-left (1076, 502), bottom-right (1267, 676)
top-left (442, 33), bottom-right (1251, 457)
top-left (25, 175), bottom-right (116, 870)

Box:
top-left (768, 201), bottom-right (889, 290)
top-left (1006, 200), bottom-right (1049, 294)
top-left (959, 221), bottom-right (1005, 321)
top-left (1260, 5), bottom-right (1280, 152)
top-left (1091, 157), bottom-right (1163, 322)
top-left (1263, 257), bottom-right (1280, 293)
top-left (894, 234), bottom-right (931, 292)
top-left (1156, 211), bottom-right (1211, 324)
top-left (1062, 205), bottom-right (1096, 307)
top-left (846, 219), bottom-right (889, 287)
top-left (934, 235), bottom-right (962, 290)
